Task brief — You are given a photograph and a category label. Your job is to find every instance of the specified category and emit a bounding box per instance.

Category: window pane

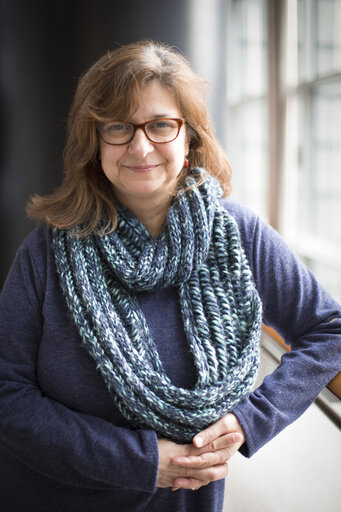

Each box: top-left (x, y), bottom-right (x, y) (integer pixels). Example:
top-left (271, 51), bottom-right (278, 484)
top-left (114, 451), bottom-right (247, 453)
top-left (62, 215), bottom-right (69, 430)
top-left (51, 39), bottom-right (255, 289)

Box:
top-left (226, 0), bottom-right (268, 218)
top-left (298, 0), bottom-right (341, 79)
top-left (316, 0), bottom-right (341, 75)
top-left (229, 0), bottom-right (267, 101)
top-left (228, 99), bottom-right (268, 219)
top-left (305, 82), bottom-right (341, 243)
top-left (297, 0), bottom-right (307, 81)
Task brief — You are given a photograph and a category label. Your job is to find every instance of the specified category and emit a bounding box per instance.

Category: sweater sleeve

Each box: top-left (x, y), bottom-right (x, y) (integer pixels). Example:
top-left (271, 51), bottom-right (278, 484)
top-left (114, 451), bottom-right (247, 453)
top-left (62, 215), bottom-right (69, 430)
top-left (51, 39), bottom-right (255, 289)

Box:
top-left (0, 237), bottom-right (158, 492)
top-left (226, 203), bottom-right (341, 457)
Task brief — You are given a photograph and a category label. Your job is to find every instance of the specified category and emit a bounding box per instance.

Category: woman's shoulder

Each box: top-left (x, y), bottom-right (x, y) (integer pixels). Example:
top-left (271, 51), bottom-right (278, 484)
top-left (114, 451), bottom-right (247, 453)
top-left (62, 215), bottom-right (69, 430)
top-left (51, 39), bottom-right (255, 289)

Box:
top-left (1, 223), bottom-right (56, 306)
top-left (218, 198), bottom-right (291, 277)
top-left (219, 198), bottom-right (262, 252)
top-left (220, 198), bottom-right (259, 224)
top-left (10, 223), bottom-right (55, 286)
top-left (19, 223), bottom-right (53, 260)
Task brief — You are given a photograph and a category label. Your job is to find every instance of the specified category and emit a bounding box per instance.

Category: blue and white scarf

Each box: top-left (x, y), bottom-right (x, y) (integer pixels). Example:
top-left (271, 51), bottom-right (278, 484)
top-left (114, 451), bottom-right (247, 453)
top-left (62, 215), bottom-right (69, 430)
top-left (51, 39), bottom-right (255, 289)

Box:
top-left (53, 170), bottom-right (262, 442)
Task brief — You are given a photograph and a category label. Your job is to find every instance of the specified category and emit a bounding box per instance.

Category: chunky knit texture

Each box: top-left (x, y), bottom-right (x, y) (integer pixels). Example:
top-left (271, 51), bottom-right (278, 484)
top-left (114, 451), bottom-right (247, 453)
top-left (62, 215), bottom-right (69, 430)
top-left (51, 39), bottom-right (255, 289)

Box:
top-left (52, 170), bottom-right (262, 442)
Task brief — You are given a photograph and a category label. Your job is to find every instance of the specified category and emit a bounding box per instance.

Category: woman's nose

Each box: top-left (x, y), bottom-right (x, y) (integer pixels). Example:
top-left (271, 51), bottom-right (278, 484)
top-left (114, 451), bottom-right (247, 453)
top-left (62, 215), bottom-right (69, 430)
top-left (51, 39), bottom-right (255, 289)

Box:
top-left (127, 128), bottom-right (154, 157)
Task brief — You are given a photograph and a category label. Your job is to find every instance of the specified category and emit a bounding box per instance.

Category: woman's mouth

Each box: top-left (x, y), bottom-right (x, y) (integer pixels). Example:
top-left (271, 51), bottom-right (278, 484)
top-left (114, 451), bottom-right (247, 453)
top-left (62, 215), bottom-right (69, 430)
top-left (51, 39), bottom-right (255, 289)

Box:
top-left (125, 164), bottom-right (160, 173)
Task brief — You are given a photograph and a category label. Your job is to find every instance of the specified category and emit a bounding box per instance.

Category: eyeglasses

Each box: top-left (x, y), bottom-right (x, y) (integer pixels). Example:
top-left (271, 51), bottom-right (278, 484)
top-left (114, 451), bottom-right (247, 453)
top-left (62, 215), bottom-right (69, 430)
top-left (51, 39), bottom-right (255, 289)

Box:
top-left (98, 118), bottom-right (184, 145)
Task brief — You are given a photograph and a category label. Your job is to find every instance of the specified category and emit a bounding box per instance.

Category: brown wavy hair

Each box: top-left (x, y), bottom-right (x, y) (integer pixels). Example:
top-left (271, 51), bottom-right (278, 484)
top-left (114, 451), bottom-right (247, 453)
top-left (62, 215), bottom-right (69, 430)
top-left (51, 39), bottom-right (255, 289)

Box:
top-left (27, 40), bottom-right (232, 235)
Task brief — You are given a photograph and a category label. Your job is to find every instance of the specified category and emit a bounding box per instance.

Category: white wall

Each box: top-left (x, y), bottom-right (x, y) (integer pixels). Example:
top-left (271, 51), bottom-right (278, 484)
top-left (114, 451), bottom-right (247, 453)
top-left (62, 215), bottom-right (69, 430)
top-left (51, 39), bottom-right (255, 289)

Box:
top-left (223, 348), bottom-right (341, 512)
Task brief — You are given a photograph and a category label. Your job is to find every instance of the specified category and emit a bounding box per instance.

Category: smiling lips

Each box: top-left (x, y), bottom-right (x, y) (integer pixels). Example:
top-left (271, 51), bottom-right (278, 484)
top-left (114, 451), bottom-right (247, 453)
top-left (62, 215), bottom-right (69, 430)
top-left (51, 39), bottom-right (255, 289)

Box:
top-left (125, 164), bottom-right (160, 172)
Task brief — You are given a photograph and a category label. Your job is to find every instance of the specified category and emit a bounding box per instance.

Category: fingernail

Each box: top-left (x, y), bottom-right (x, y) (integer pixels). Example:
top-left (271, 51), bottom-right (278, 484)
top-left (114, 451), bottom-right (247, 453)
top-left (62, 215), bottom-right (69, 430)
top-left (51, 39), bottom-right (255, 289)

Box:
top-left (195, 436), bottom-right (203, 447)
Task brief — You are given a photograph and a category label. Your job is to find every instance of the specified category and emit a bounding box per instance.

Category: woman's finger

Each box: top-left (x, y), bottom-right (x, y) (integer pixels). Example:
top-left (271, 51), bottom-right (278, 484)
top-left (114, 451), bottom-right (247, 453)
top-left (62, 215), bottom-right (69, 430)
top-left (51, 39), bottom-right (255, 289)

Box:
top-left (172, 462), bottom-right (228, 489)
top-left (171, 479), bottom-right (206, 491)
top-left (172, 439), bottom-right (241, 468)
top-left (198, 431), bottom-right (243, 453)
top-left (193, 416), bottom-right (229, 448)
top-left (193, 413), bottom-right (245, 448)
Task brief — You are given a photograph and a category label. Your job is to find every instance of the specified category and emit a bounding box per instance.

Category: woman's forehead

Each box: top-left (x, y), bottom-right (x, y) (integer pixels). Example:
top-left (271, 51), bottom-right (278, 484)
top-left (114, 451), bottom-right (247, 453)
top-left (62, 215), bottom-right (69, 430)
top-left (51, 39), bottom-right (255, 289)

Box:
top-left (100, 80), bottom-right (181, 120)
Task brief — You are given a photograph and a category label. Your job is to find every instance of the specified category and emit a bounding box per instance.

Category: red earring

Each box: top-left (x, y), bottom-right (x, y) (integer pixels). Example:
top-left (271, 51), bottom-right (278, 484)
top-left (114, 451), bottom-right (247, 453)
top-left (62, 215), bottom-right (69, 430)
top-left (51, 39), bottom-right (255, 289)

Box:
top-left (184, 158), bottom-right (189, 168)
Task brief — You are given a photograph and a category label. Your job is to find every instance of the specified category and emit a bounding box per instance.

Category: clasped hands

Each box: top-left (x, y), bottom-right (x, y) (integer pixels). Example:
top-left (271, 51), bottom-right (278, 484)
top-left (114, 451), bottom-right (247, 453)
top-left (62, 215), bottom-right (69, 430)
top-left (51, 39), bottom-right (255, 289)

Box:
top-left (157, 413), bottom-right (245, 491)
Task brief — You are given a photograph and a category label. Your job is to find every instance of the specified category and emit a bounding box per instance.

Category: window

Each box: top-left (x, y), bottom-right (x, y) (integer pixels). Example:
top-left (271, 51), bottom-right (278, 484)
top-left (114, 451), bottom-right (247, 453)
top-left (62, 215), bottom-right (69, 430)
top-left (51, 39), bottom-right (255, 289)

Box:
top-left (282, 0), bottom-right (341, 302)
top-left (225, 0), bottom-right (269, 220)
top-left (226, 0), bottom-right (341, 303)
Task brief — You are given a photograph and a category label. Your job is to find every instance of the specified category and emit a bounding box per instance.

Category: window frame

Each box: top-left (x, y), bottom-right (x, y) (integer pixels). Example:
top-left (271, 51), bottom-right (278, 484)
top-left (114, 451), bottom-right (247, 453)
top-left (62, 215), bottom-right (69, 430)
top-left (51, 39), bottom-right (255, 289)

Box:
top-left (225, 0), bottom-right (341, 401)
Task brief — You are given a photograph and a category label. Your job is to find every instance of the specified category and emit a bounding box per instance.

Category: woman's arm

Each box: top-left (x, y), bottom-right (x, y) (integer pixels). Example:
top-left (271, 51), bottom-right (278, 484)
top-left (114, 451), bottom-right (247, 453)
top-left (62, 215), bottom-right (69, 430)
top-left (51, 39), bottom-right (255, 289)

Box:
top-left (0, 241), bottom-right (158, 492)
top-left (191, 204), bottom-right (341, 458)
top-left (234, 212), bottom-right (341, 456)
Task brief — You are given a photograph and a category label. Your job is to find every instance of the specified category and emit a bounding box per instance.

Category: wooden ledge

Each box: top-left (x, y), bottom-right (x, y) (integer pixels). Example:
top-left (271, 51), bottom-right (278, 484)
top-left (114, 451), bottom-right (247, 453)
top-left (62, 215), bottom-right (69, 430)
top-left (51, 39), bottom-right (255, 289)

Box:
top-left (262, 325), bottom-right (341, 400)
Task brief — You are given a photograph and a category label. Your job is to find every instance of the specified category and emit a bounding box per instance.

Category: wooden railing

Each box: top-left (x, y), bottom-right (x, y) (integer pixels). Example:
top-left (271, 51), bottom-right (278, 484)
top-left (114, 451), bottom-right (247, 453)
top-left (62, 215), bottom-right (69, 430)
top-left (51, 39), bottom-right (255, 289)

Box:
top-left (262, 325), bottom-right (341, 400)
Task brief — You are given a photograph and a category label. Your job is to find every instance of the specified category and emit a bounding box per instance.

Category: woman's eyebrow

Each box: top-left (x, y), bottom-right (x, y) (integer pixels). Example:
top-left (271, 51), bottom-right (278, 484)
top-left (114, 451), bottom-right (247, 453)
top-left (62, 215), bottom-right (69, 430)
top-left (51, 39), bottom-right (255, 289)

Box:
top-left (148, 113), bottom-right (173, 119)
top-left (127, 113), bottom-right (172, 122)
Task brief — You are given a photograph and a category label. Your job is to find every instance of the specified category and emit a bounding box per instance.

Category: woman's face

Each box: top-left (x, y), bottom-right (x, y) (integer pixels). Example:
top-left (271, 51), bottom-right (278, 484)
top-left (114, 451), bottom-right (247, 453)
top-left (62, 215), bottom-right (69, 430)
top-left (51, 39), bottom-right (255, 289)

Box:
top-left (99, 80), bottom-right (189, 209)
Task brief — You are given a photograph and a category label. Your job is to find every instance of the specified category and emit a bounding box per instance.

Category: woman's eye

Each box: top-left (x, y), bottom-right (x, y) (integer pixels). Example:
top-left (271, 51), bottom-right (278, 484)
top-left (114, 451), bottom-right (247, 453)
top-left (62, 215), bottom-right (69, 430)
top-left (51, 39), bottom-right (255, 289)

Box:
top-left (106, 123), bottom-right (129, 133)
top-left (149, 120), bottom-right (172, 130)
top-left (156, 121), bottom-right (170, 128)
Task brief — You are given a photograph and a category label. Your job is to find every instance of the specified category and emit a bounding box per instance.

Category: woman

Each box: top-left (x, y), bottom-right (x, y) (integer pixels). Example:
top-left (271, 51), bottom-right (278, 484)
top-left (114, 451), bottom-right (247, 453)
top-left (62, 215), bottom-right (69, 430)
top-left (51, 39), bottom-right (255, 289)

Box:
top-left (0, 40), bottom-right (340, 512)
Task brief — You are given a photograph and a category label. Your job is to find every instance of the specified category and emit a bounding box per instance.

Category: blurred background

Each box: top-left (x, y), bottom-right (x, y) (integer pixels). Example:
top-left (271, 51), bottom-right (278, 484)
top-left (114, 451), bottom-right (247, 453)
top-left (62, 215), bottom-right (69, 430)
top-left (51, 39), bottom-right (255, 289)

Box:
top-left (1, 0), bottom-right (341, 302)
top-left (0, 0), bottom-right (340, 510)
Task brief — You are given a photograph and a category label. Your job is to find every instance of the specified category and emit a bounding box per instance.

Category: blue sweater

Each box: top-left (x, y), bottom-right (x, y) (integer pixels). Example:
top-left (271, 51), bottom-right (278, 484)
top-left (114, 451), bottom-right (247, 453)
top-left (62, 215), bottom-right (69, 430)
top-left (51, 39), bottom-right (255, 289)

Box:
top-left (0, 200), bottom-right (340, 512)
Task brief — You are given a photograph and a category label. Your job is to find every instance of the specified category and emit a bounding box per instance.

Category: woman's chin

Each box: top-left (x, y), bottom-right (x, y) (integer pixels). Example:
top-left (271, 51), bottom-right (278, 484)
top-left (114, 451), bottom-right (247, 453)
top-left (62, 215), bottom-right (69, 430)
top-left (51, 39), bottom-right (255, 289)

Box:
top-left (126, 178), bottom-right (175, 199)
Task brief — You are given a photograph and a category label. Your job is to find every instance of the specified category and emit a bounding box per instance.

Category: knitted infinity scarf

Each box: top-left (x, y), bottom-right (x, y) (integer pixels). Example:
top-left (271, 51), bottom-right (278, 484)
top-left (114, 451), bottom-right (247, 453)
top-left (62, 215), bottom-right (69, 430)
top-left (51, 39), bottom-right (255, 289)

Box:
top-left (53, 170), bottom-right (262, 442)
